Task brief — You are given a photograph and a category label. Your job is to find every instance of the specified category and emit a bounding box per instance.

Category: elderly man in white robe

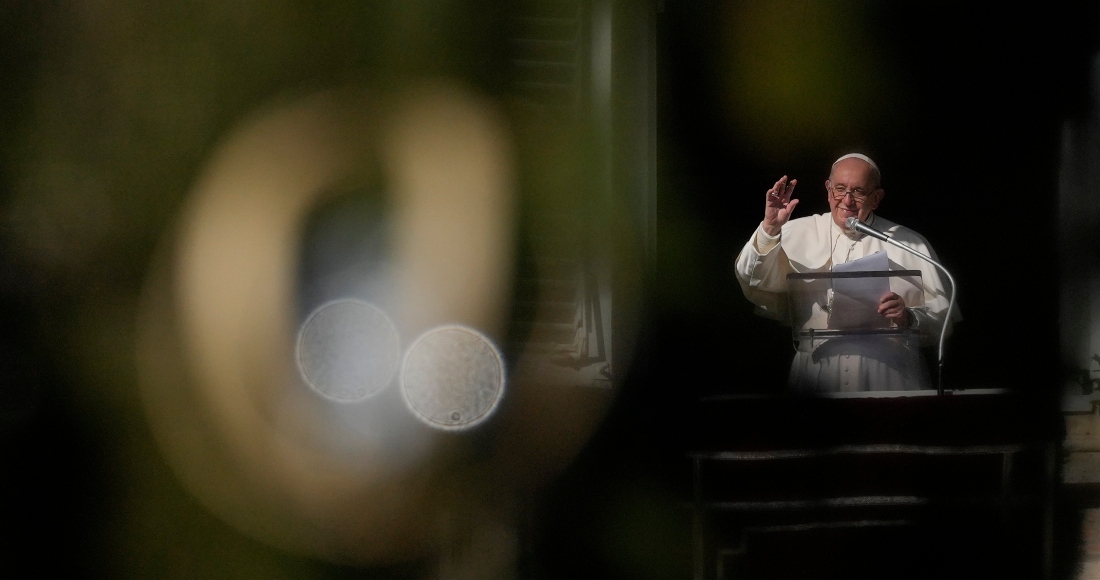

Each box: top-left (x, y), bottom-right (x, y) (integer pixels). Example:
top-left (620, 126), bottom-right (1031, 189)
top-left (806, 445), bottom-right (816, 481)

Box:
top-left (735, 154), bottom-right (958, 392)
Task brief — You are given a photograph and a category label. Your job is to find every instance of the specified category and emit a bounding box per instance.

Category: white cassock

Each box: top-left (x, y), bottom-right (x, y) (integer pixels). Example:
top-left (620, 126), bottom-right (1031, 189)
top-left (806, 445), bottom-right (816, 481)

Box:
top-left (734, 212), bottom-right (959, 392)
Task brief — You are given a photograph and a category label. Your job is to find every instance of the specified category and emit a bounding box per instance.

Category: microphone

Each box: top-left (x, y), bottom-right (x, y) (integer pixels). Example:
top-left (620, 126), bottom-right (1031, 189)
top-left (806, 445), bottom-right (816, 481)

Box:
top-left (845, 216), bottom-right (889, 242)
top-left (844, 216), bottom-right (957, 395)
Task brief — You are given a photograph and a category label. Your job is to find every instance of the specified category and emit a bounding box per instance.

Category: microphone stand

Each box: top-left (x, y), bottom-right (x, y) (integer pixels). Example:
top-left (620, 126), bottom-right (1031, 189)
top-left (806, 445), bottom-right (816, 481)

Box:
top-left (847, 218), bottom-right (957, 395)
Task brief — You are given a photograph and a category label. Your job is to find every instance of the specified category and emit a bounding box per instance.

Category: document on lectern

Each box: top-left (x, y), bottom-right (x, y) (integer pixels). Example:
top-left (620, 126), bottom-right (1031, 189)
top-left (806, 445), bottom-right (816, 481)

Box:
top-left (828, 251), bottom-right (890, 330)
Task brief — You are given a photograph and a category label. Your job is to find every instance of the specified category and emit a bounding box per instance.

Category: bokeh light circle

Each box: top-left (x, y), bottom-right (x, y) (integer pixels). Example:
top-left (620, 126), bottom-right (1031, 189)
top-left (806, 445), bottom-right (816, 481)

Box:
top-left (297, 299), bottom-right (400, 402)
top-left (401, 325), bottom-right (504, 430)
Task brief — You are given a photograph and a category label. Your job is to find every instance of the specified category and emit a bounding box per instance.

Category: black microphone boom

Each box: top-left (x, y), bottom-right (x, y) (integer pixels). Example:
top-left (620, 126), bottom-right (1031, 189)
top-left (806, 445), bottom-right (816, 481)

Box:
top-left (844, 216), bottom-right (958, 394)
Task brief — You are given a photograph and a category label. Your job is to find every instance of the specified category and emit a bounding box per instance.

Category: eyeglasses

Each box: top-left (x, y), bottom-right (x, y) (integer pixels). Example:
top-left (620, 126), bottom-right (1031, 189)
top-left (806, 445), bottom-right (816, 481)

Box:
top-left (829, 184), bottom-right (873, 202)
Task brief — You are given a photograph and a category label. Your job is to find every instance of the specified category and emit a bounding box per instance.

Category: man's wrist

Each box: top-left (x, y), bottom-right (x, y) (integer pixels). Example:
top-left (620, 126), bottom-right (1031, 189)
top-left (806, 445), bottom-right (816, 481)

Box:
top-left (755, 223), bottom-right (781, 252)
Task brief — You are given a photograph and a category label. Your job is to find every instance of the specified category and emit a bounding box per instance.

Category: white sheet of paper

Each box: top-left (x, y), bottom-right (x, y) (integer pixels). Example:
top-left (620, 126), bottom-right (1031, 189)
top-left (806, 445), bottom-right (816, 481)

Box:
top-left (833, 249), bottom-right (888, 274)
top-left (829, 250), bottom-right (890, 329)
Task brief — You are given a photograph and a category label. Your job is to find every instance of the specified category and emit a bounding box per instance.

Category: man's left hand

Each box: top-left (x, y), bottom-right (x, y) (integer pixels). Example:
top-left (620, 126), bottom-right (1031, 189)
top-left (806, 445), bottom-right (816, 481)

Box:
top-left (878, 292), bottom-right (910, 328)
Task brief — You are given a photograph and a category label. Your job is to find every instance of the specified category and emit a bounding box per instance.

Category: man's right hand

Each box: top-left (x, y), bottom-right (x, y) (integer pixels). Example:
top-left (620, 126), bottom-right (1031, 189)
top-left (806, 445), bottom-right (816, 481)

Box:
top-left (762, 175), bottom-right (799, 237)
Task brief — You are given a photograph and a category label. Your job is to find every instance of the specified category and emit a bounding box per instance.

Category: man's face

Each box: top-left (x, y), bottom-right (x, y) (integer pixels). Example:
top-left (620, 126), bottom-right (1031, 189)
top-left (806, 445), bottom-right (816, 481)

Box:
top-left (826, 158), bottom-right (883, 230)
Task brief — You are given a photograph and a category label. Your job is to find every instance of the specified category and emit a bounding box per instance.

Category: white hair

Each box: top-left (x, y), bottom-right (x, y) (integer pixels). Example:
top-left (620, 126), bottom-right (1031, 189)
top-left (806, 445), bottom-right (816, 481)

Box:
top-left (832, 153), bottom-right (881, 188)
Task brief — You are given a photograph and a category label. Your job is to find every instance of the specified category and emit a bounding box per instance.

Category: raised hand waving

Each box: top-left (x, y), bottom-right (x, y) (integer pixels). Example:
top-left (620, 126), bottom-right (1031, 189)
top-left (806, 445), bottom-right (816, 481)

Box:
top-left (762, 175), bottom-right (798, 237)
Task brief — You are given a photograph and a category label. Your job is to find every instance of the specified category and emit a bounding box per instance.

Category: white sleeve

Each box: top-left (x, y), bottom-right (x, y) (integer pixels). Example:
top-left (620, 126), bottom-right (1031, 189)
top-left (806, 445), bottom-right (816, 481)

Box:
top-left (735, 223), bottom-right (793, 320)
top-left (735, 223), bottom-right (792, 293)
